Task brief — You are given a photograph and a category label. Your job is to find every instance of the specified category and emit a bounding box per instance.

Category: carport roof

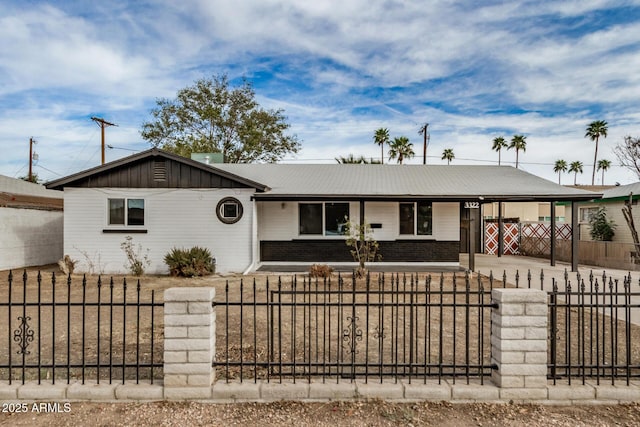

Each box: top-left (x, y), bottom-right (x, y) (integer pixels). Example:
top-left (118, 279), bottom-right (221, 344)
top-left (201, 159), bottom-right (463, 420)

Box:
top-left (213, 163), bottom-right (601, 201)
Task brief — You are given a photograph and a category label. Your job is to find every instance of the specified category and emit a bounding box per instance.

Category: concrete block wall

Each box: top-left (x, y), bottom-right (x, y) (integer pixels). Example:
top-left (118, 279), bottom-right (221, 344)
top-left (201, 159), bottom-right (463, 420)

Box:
top-left (163, 287), bottom-right (216, 399)
top-left (491, 288), bottom-right (548, 400)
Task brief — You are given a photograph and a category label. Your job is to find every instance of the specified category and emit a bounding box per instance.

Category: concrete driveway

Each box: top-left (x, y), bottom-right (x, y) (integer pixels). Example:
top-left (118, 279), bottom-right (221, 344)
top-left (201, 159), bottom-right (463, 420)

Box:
top-left (464, 253), bottom-right (636, 290)
top-left (465, 253), bottom-right (640, 325)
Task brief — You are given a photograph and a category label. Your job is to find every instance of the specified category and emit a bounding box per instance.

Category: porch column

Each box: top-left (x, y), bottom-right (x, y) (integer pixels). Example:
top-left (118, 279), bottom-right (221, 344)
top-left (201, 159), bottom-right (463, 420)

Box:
top-left (571, 201), bottom-right (579, 272)
top-left (498, 202), bottom-right (504, 257)
top-left (360, 200), bottom-right (365, 247)
top-left (550, 202), bottom-right (556, 267)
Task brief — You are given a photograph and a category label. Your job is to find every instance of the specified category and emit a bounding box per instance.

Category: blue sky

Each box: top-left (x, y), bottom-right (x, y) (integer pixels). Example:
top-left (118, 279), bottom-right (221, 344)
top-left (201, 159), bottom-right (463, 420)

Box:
top-left (1, 0), bottom-right (640, 185)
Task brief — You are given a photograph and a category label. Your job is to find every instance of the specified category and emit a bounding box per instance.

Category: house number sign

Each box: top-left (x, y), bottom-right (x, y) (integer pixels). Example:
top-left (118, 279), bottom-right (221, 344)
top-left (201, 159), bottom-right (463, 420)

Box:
top-left (464, 202), bottom-right (480, 209)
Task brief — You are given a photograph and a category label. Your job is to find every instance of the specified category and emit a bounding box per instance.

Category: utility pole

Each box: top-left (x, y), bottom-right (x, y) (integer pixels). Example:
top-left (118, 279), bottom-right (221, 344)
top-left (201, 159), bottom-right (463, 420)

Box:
top-left (419, 123), bottom-right (429, 165)
top-left (91, 117), bottom-right (117, 165)
top-left (28, 137), bottom-right (37, 182)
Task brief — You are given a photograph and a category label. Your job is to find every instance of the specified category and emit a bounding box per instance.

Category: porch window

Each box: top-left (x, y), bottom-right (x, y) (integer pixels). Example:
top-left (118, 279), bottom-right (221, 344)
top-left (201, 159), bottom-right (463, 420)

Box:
top-left (399, 201), bottom-right (432, 235)
top-left (299, 202), bottom-right (350, 236)
top-left (399, 203), bottom-right (414, 235)
top-left (299, 203), bottom-right (323, 235)
top-left (108, 198), bottom-right (144, 226)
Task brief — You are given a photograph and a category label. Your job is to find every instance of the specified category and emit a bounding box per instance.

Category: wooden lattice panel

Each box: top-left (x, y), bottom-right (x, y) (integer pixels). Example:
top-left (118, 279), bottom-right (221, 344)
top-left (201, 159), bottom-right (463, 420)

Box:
top-left (484, 223), bottom-right (520, 255)
top-left (520, 223), bottom-right (572, 256)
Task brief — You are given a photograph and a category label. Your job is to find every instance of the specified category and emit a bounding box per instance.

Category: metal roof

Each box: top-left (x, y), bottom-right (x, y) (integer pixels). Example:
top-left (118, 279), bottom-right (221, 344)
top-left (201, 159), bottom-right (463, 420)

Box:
top-left (600, 182), bottom-right (640, 200)
top-left (212, 163), bottom-right (601, 201)
top-left (43, 148), bottom-right (602, 201)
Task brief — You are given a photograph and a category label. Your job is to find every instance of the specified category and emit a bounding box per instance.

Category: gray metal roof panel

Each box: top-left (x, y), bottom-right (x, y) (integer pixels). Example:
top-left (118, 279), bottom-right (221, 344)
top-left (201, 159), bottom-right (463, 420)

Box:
top-left (601, 182), bottom-right (640, 199)
top-left (212, 164), bottom-right (601, 200)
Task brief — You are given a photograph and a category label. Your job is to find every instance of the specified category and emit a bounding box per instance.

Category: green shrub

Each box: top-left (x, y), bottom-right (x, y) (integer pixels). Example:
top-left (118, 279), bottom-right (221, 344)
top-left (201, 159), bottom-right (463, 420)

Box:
top-left (588, 207), bottom-right (616, 241)
top-left (164, 247), bottom-right (216, 277)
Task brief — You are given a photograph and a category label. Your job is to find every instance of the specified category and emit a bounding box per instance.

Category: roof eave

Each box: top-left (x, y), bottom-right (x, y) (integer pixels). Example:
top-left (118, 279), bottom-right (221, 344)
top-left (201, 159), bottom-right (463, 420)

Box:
top-left (252, 193), bottom-right (603, 202)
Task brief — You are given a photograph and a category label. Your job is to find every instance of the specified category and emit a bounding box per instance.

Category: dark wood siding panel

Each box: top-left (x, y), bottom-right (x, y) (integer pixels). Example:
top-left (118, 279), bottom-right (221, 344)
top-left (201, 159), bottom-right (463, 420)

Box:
top-left (66, 157), bottom-right (253, 188)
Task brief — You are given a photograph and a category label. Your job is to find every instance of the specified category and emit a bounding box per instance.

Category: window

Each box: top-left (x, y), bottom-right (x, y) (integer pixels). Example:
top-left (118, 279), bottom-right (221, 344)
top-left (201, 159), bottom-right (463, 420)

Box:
top-left (325, 203), bottom-right (349, 235)
top-left (399, 203), bottom-right (414, 235)
top-left (216, 197), bottom-right (243, 224)
top-left (399, 202), bottom-right (433, 235)
top-left (299, 202), bottom-right (350, 236)
top-left (580, 207), bottom-right (599, 222)
top-left (108, 198), bottom-right (144, 226)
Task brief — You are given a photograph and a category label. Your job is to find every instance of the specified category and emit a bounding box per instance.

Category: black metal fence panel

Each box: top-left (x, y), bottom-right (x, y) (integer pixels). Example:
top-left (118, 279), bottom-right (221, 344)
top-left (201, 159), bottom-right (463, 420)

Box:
top-left (0, 271), bottom-right (164, 385)
top-left (548, 271), bottom-right (640, 385)
top-left (214, 272), bottom-right (496, 384)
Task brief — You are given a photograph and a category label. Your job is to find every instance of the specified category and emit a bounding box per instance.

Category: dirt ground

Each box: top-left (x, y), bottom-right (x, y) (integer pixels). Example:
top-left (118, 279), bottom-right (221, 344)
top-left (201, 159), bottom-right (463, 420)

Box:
top-left (2, 401), bottom-right (640, 426)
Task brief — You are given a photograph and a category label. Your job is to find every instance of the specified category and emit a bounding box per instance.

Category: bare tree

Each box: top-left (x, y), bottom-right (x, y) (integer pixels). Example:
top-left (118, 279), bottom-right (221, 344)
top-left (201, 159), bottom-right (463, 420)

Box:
top-left (614, 136), bottom-right (640, 180)
top-left (622, 193), bottom-right (640, 264)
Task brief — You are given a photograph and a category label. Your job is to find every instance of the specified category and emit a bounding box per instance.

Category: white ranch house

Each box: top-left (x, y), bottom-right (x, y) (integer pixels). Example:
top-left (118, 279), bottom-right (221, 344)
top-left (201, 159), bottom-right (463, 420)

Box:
top-left (46, 149), bottom-right (599, 274)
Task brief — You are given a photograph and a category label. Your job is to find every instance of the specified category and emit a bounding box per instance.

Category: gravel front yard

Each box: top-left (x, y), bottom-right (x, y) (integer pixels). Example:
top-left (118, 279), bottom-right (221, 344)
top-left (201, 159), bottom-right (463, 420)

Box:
top-left (2, 401), bottom-right (640, 426)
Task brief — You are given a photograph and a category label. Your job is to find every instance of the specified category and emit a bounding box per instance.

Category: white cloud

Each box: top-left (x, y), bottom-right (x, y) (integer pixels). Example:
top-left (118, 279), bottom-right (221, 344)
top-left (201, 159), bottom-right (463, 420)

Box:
top-left (1, 0), bottom-right (639, 187)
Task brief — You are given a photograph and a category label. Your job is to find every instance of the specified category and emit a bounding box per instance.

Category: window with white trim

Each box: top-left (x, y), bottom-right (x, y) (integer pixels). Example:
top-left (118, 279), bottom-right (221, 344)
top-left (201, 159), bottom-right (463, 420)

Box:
top-left (580, 207), bottom-right (599, 223)
top-left (399, 201), bottom-right (433, 235)
top-left (299, 202), bottom-right (350, 236)
top-left (108, 198), bottom-right (144, 226)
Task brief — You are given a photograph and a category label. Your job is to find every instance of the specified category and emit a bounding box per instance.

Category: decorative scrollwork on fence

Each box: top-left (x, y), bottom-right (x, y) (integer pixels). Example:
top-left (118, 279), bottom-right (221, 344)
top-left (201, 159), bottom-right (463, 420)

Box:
top-left (13, 316), bottom-right (34, 355)
top-left (342, 315), bottom-right (363, 355)
top-left (373, 325), bottom-right (385, 340)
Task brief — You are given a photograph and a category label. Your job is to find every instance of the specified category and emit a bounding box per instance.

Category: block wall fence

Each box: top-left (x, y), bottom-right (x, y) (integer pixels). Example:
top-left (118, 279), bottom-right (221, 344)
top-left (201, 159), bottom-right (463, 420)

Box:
top-left (2, 287), bottom-right (640, 404)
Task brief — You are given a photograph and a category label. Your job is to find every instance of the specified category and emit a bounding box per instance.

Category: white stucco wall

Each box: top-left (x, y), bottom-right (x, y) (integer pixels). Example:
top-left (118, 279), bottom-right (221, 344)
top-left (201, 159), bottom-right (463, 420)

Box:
top-left (0, 207), bottom-right (63, 270)
top-left (257, 201), bottom-right (460, 241)
top-left (63, 188), bottom-right (254, 274)
top-left (433, 202), bottom-right (460, 241)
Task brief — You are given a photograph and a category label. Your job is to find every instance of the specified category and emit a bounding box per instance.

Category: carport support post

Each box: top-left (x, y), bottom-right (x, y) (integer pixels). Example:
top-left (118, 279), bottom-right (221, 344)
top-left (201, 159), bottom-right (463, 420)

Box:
top-left (550, 202), bottom-right (556, 267)
top-left (164, 288), bottom-right (216, 399)
top-left (469, 213), bottom-right (476, 272)
top-left (571, 201), bottom-right (579, 272)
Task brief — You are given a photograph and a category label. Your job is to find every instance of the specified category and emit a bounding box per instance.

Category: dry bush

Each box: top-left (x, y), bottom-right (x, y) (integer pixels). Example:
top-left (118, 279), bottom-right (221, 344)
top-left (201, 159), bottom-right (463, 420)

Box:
top-left (308, 264), bottom-right (334, 278)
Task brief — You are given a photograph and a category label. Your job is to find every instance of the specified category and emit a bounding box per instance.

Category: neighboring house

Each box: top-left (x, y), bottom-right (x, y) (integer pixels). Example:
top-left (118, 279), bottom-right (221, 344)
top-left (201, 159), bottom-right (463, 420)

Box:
top-left (577, 182), bottom-right (640, 243)
top-left (483, 201), bottom-right (568, 222)
top-left (46, 149), bottom-right (598, 274)
top-left (0, 174), bottom-right (63, 270)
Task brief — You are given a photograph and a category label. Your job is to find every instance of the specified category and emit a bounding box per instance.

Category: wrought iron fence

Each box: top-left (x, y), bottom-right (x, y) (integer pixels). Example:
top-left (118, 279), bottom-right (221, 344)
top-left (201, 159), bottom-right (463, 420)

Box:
top-left (548, 271), bottom-right (640, 385)
top-left (215, 272), bottom-right (496, 384)
top-left (0, 271), bottom-right (164, 385)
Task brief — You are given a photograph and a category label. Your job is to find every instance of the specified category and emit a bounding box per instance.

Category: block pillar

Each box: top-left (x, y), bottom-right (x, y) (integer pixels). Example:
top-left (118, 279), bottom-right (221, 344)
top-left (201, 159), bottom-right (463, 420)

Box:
top-left (491, 289), bottom-right (548, 393)
top-left (163, 287), bottom-right (216, 399)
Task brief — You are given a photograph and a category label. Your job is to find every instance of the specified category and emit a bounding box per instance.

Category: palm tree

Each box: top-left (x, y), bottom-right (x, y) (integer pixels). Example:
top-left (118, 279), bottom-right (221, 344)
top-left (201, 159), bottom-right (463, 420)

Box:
top-left (569, 161), bottom-right (584, 185)
top-left (553, 160), bottom-right (568, 185)
top-left (508, 135), bottom-right (527, 168)
top-left (597, 159), bottom-right (612, 185)
top-left (335, 154), bottom-right (367, 164)
top-left (373, 128), bottom-right (390, 164)
top-left (585, 120), bottom-right (608, 185)
top-left (442, 148), bottom-right (455, 165)
top-left (388, 136), bottom-right (414, 164)
top-left (492, 136), bottom-right (508, 165)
